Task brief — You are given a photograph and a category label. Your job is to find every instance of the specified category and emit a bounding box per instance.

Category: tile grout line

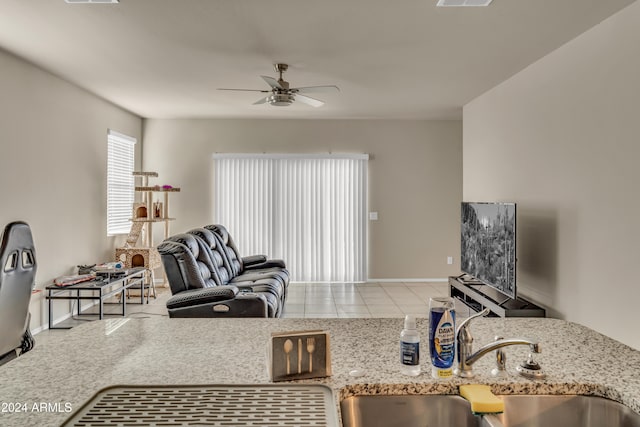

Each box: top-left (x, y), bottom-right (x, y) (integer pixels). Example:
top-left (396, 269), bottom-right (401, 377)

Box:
top-left (381, 282), bottom-right (408, 314)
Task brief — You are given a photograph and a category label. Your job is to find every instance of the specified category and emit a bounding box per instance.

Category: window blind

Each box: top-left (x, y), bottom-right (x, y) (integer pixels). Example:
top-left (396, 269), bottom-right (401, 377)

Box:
top-left (107, 130), bottom-right (136, 235)
top-left (214, 154), bottom-right (368, 282)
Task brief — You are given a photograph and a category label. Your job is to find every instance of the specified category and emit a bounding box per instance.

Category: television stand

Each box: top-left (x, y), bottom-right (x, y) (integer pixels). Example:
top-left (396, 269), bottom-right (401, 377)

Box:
top-left (449, 276), bottom-right (545, 318)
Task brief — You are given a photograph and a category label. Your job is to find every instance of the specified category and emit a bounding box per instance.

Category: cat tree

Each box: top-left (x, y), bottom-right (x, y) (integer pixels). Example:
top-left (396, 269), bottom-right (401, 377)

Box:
top-left (115, 171), bottom-right (180, 295)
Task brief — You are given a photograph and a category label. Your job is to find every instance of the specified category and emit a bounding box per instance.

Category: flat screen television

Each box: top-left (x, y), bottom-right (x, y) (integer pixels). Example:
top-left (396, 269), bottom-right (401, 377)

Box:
top-left (460, 202), bottom-right (516, 299)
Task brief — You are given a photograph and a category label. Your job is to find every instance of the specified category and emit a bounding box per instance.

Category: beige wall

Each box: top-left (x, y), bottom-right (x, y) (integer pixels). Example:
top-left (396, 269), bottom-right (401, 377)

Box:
top-left (463, 2), bottom-right (640, 349)
top-left (142, 119), bottom-right (462, 280)
top-left (0, 48), bottom-right (142, 330)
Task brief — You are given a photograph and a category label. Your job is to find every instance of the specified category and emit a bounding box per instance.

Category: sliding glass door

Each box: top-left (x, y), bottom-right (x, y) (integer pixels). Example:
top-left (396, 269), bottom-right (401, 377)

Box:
top-left (214, 154), bottom-right (368, 282)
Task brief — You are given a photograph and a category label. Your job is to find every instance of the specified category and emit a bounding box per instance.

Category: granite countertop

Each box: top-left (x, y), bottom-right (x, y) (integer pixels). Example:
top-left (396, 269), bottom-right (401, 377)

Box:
top-left (0, 317), bottom-right (639, 426)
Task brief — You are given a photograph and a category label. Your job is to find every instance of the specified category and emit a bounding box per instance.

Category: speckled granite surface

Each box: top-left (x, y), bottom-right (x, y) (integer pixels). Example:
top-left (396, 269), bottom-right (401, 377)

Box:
top-left (0, 317), bottom-right (638, 426)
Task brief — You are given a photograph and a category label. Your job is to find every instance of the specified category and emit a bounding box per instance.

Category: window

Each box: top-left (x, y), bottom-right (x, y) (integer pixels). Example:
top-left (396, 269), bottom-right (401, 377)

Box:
top-left (214, 154), bottom-right (368, 282)
top-left (107, 130), bottom-right (136, 235)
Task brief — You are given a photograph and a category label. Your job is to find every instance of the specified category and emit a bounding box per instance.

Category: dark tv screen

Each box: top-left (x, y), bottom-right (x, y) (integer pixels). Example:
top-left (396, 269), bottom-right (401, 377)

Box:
top-left (461, 202), bottom-right (516, 299)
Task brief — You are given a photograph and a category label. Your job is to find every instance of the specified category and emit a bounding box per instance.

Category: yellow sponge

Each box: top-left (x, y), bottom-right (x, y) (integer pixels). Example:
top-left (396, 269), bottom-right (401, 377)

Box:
top-left (459, 384), bottom-right (505, 414)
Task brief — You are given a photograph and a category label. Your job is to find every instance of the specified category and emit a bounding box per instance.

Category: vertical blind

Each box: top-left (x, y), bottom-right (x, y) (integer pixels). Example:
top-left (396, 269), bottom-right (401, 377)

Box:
top-left (107, 130), bottom-right (136, 235)
top-left (214, 154), bottom-right (368, 282)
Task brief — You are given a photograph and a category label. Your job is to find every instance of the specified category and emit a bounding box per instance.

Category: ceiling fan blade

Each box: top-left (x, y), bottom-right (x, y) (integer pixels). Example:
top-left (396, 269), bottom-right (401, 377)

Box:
top-left (218, 88), bottom-right (269, 92)
top-left (253, 97), bottom-right (269, 105)
top-left (295, 94), bottom-right (324, 107)
top-left (293, 85), bottom-right (340, 94)
top-left (261, 76), bottom-right (283, 90)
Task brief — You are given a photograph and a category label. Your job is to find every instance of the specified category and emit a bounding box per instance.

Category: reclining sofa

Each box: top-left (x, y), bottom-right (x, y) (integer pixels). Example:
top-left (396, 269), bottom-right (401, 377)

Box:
top-left (157, 225), bottom-right (289, 318)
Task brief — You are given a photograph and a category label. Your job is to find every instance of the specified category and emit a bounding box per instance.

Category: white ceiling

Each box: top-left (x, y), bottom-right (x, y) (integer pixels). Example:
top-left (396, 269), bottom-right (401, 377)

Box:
top-left (0, 0), bottom-right (635, 119)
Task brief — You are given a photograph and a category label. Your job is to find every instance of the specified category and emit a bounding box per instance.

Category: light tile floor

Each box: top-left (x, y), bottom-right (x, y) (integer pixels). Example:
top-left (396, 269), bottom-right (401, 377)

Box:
top-left (35, 281), bottom-right (471, 342)
top-left (282, 281), bottom-right (470, 319)
top-left (33, 287), bottom-right (173, 344)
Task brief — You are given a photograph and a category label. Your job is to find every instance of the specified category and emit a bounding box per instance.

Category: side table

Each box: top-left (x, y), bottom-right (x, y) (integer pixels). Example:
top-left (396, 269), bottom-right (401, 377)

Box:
top-left (46, 268), bottom-right (147, 329)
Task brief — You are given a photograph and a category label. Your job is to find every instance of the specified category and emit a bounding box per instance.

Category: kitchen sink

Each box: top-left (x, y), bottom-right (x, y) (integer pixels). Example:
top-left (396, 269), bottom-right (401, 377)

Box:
top-left (484, 394), bottom-right (640, 427)
top-left (340, 394), bottom-right (482, 427)
top-left (340, 394), bottom-right (640, 427)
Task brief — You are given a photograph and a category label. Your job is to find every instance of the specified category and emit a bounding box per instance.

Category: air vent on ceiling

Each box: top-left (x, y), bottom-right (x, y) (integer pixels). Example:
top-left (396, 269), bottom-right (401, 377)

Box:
top-left (437, 0), bottom-right (493, 6)
top-left (64, 0), bottom-right (119, 3)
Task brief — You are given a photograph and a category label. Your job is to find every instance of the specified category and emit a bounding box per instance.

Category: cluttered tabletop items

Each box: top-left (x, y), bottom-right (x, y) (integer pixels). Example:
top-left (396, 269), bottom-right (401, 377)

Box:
top-left (52, 262), bottom-right (135, 287)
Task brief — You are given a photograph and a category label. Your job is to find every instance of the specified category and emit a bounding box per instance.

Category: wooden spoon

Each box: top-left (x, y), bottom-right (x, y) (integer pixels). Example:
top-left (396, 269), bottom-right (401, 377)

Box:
top-left (284, 339), bottom-right (293, 375)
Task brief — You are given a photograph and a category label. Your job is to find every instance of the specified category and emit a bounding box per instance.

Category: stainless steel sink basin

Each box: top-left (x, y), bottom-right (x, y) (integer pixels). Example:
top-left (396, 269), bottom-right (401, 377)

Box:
top-left (340, 395), bottom-right (482, 427)
top-left (340, 394), bottom-right (640, 427)
top-left (484, 395), bottom-right (640, 427)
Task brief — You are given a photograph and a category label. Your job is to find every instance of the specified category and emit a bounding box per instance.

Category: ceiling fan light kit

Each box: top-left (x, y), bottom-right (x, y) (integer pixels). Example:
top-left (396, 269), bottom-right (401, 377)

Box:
top-left (266, 94), bottom-right (295, 107)
top-left (219, 63), bottom-right (339, 108)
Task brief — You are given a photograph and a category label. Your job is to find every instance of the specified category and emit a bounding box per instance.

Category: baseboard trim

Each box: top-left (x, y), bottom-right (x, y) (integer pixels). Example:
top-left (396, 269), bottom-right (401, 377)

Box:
top-left (368, 278), bottom-right (448, 283)
top-left (31, 324), bottom-right (47, 335)
top-left (289, 281), bottom-right (368, 284)
top-left (288, 278), bottom-right (448, 284)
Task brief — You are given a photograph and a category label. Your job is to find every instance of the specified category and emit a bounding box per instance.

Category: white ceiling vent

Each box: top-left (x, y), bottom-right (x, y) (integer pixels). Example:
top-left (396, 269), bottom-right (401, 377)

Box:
top-left (437, 0), bottom-right (493, 6)
top-left (65, 0), bottom-right (119, 3)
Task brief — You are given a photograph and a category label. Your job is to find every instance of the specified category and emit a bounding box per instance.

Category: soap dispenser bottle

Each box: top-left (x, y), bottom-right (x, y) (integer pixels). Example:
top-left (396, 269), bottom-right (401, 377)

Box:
top-left (400, 315), bottom-right (421, 376)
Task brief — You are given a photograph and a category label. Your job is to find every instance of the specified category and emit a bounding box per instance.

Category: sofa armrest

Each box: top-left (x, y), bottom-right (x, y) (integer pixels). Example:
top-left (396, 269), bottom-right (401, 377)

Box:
top-left (241, 254), bottom-right (267, 267)
top-left (166, 287), bottom-right (269, 318)
top-left (166, 286), bottom-right (238, 309)
top-left (243, 258), bottom-right (287, 270)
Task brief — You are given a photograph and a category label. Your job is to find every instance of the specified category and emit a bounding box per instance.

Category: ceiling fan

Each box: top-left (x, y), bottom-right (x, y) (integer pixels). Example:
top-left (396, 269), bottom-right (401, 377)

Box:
top-left (218, 64), bottom-right (340, 107)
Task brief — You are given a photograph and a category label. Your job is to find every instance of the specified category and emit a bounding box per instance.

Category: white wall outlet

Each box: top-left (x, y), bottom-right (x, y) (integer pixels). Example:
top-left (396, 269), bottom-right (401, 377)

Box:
top-left (447, 256), bottom-right (454, 265)
top-left (369, 212), bottom-right (378, 221)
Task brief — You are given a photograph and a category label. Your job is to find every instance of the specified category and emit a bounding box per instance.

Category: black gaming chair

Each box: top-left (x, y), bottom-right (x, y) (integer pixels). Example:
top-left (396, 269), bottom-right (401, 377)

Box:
top-left (0, 222), bottom-right (37, 366)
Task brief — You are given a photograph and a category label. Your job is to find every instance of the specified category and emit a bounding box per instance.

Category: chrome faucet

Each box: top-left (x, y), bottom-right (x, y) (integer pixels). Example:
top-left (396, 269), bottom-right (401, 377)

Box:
top-left (455, 308), bottom-right (545, 379)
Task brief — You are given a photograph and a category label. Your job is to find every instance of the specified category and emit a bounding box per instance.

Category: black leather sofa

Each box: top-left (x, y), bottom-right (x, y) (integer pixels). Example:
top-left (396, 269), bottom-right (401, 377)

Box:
top-left (157, 225), bottom-right (289, 318)
top-left (203, 225), bottom-right (289, 297)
